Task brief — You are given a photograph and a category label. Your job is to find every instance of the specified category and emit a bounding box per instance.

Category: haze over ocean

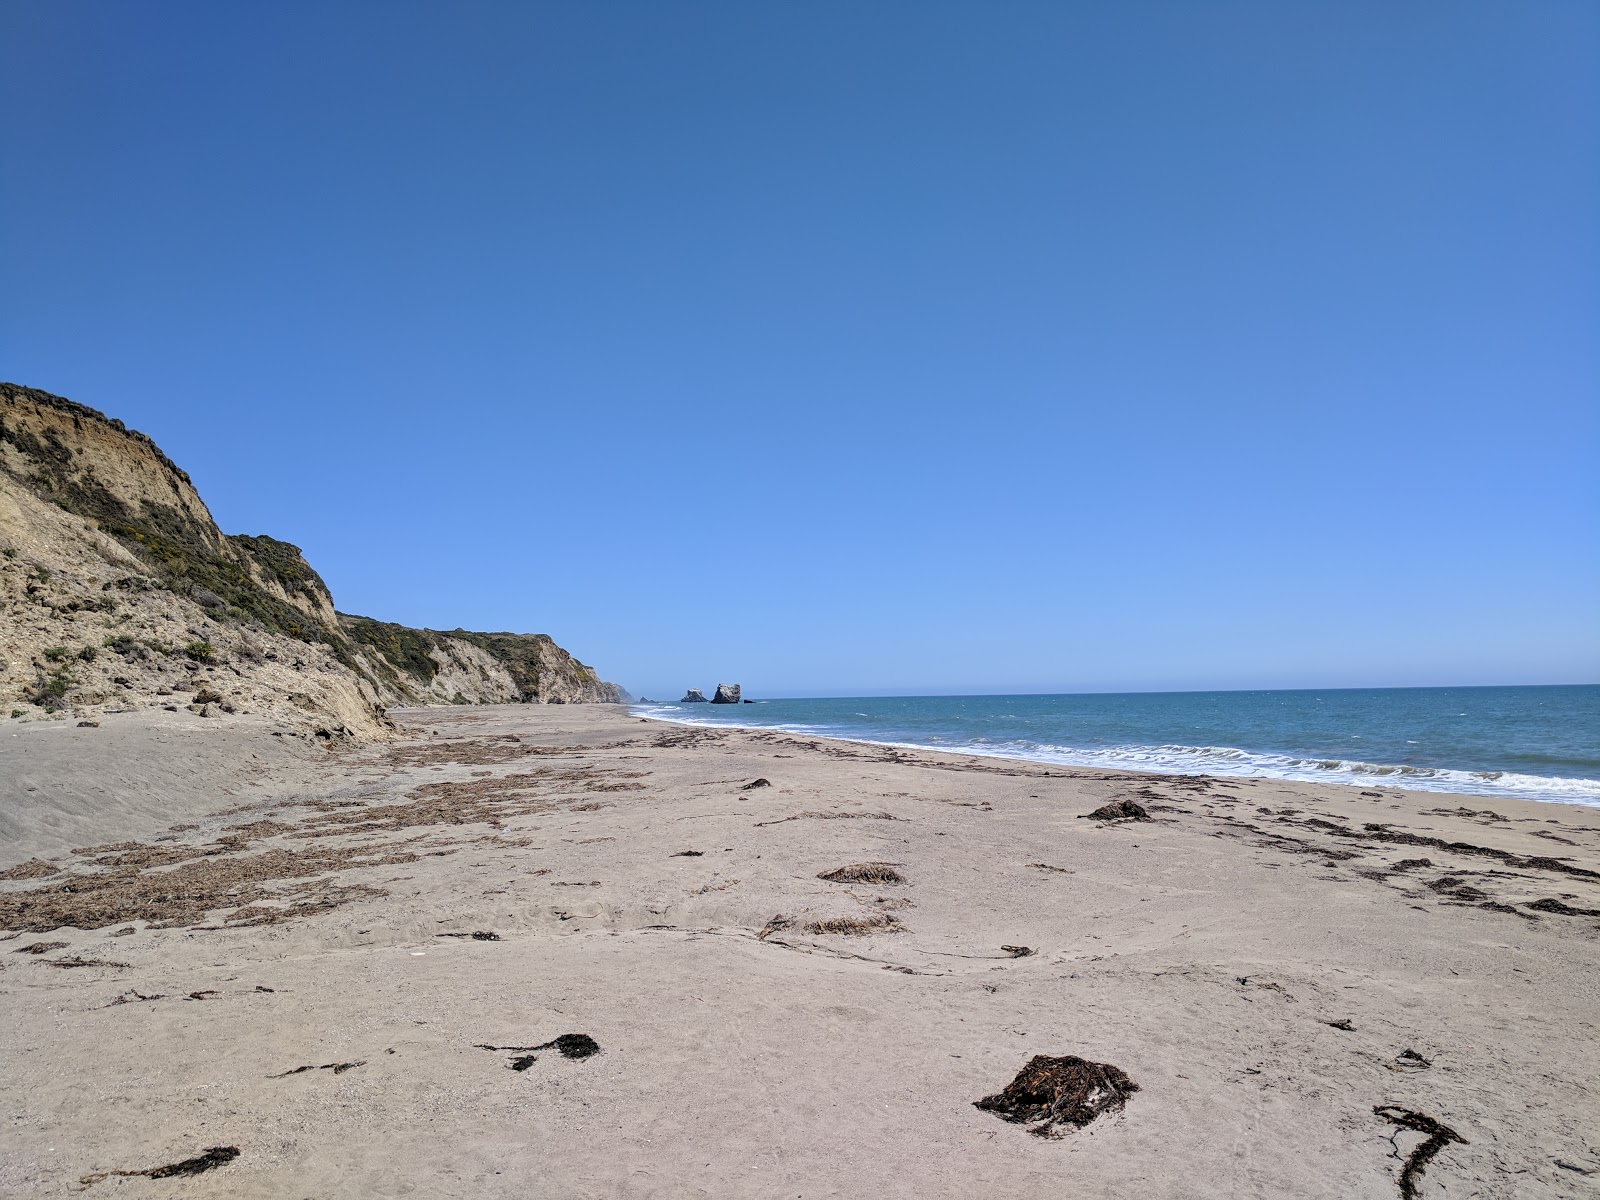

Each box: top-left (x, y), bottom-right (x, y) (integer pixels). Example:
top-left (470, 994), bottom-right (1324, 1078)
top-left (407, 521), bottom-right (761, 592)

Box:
top-left (2, 3), bottom-right (1595, 698)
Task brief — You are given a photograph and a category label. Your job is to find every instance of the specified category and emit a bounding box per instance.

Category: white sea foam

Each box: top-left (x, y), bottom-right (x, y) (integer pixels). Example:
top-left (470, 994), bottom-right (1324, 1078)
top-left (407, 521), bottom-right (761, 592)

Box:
top-left (629, 705), bottom-right (1600, 807)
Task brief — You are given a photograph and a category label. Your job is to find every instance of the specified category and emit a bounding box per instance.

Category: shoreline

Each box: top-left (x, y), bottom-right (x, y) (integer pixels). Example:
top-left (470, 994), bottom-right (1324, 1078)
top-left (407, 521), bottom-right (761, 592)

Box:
top-left (3, 703), bottom-right (1598, 1196)
top-left (628, 703), bottom-right (1600, 812)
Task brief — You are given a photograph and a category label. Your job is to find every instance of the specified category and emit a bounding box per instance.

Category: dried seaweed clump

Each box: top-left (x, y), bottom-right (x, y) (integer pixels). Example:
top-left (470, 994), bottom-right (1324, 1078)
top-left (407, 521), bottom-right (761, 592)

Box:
top-left (818, 862), bottom-right (905, 885)
top-left (1082, 800), bottom-right (1150, 822)
top-left (974, 1054), bottom-right (1139, 1137)
top-left (802, 913), bottom-right (904, 936)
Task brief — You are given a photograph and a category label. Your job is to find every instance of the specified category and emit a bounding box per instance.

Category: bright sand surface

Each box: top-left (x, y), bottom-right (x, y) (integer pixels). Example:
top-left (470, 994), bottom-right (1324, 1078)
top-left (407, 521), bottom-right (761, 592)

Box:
top-left (2, 704), bottom-right (1598, 1197)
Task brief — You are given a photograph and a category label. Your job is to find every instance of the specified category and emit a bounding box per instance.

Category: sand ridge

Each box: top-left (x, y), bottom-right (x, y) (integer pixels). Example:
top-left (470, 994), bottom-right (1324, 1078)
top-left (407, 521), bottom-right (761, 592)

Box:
top-left (2, 704), bottom-right (1598, 1197)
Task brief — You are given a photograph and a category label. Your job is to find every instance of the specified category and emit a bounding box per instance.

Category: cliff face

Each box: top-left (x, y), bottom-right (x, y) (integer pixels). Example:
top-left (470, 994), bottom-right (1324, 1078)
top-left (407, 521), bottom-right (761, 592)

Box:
top-left (338, 617), bottom-right (627, 707)
top-left (0, 383), bottom-right (626, 737)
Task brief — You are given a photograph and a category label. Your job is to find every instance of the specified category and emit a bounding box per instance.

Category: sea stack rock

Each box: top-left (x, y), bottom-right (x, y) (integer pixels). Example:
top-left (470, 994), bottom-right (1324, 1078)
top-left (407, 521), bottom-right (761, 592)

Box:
top-left (681, 688), bottom-right (709, 703)
top-left (711, 683), bottom-right (741, 705)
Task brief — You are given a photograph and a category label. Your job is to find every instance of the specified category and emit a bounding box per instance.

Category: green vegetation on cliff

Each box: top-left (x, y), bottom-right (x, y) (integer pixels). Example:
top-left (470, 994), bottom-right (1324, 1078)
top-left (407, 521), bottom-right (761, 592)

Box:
top-left (1, 381), bottom-right (626, 710)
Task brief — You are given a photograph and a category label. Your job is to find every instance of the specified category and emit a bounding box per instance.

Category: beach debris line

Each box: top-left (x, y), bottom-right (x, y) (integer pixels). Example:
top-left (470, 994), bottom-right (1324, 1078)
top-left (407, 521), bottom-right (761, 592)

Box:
top-left (269, 1060), bottom-right (364, 1077)
top-left (12, 941), bottom-right (67, 954)
top-left (974, 1054), bottom-right (1139, 1137)
top-left (80, 1145), bottom-right (240, 1187)
top-left (437, 930), bottom-right (501, 940)
top-left (755, 810), bottom-right (901, 827)
top-left (1373, 1106), bottom-right (1468, 1200)
top-left (1081, 799), bottom-right (1150, 822)
top-left (817, 862), bottom-right (905, 885)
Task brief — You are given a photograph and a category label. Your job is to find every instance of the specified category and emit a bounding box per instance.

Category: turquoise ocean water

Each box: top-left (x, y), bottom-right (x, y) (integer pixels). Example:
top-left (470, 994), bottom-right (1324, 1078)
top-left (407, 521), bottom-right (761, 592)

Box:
top-left (633, 685), bottom-right (1600, 807)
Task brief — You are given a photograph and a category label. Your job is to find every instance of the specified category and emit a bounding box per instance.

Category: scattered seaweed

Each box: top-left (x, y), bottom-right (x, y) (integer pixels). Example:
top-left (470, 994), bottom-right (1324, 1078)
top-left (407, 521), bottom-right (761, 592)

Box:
top-left (80, 1145), bottom-right (240, 1186)
top-left (671, 850), bottom-right (704, 857)
top-left (1001, 944), bottom-right (1035, 957)
top-left (438, 930), bottom-right (501, 940)
top-left (269, 1061), bottom-right (364, 1077)
top-left (0, 841), bottom-right (410, 932)
top-left (975, 1055), bottom-right (1139, 1137)
top-left (1374, 1106), bottom-right (1468, 1200)
top-left (740, 778), bottom-right (771, 790)
top-left (39, 956), bottom-right (127, 969)
top-left (1525, 897), bottom-right (1600, 917)
top-left (818, 862), bottom-right (905, 885)
top-left (1354, 824), bottom-right (1600, 881)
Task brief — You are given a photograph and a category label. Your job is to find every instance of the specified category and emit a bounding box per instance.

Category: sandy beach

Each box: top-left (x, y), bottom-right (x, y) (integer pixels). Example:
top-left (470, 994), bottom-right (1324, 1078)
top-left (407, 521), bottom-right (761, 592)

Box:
top-left (3, 704), bottom-right (1598, 1198)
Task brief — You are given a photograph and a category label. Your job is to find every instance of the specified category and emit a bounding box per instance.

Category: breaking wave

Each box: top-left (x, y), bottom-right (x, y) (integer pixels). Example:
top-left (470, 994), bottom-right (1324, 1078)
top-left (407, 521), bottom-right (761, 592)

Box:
top-left (630, 704), bottom-right (1600, 807)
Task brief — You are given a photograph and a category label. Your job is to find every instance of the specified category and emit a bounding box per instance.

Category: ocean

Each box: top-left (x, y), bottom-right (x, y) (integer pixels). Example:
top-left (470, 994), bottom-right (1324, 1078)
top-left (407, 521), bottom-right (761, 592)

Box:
top-left (632, 685), bottom-right (1600, 807)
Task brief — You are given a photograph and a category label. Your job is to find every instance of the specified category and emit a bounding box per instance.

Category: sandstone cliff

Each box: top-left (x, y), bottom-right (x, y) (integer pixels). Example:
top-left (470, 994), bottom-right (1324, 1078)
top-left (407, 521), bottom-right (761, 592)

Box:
top-left (0, 383), bottom-right (626, 737)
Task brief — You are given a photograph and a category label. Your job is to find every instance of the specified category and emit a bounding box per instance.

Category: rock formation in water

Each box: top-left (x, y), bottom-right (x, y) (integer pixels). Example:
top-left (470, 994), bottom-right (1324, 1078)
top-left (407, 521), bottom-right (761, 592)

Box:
top-left (680, 688), bottom-right (708, 703)
top-left (711, 682), bottom-right (741, 704)
top-left (0, 383), bottom-right (626, 738)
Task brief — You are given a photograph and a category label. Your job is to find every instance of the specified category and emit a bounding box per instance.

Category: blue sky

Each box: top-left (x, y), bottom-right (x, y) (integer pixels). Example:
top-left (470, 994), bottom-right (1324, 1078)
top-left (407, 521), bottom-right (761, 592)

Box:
top-left (3, 1), bottom-right (1596, 698)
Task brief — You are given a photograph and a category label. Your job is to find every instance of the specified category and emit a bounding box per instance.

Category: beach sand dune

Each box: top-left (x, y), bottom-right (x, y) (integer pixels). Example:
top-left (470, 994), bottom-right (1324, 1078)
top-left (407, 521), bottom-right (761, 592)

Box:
top-left (2, 705), bottom-right (1597, 1197)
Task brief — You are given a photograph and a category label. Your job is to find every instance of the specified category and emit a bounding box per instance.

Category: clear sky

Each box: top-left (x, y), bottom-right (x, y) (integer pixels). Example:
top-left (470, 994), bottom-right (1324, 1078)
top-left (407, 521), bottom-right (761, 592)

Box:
top-left (3, 1), bottom-right (1596, 699)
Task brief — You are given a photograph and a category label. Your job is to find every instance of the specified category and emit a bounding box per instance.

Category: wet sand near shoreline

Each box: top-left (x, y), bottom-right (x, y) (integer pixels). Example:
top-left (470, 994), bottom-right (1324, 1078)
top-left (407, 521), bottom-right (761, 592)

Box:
top-left (2, 704), bottom-right (1598, 1197)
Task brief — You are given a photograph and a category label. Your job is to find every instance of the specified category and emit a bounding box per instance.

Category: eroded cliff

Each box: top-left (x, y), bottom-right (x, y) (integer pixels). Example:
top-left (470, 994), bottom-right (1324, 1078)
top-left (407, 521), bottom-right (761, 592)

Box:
top-left (0, 383), bottom-right (625, 737)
